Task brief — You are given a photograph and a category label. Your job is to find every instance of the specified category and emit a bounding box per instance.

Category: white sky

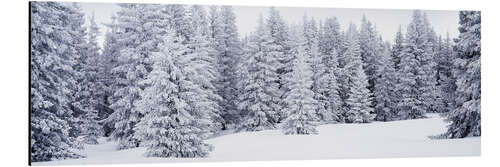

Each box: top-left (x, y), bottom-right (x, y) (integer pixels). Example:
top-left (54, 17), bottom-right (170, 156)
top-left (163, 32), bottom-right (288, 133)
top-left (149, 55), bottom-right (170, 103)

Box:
top-left (78, 2), bottom-right (459, 46)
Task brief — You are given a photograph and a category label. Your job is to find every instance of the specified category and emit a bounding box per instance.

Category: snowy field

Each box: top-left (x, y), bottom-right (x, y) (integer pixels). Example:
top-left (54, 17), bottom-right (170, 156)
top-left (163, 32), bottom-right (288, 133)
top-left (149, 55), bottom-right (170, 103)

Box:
top-left (33, 114), bottom-right (480, 166)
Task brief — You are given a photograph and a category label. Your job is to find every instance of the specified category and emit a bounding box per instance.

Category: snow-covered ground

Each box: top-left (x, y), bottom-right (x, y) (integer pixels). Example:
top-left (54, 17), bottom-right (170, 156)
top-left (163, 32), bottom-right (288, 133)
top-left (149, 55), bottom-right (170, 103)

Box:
top-left (33, 114), bottom-right (480, 166)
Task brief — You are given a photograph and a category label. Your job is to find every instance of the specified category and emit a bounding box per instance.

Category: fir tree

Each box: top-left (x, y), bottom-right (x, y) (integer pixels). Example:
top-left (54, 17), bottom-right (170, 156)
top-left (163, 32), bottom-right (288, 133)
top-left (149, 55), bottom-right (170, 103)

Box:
top-left (358, 16), bottom-right (382, 95)
top-left (99, 15), bottom-right (120, 136)
top-left (342, 25), bottom-right (374, 123)
top-left (134, 32), bottom-right (212, 157)
top-left (185, 6), bottom-right (225, 132)
top-left (210, 6), bottom-right (243, 127)
top-left (282, 45), bottom-right (319, 135)
top-left (238, 15), bottom-right (281, 131)
top-left (436, 34), bottom-right (456, 112)
top-left (301, 15), bottom-right (333, 122)
top-left (374, 43), bottom-right (398, 121)
top-left (395, 10), bottom-right (437, 119)
top-left (266, 7), bottom-right (291, 122)
top-left (106, 4), bottom-right (160, 149)
top-left (392, 26), bottom-right (405, 70)
top-left (445, 11), bottom-right (481, 138)
top-left (30, 1), bottom-right (84, 161)
top-left (79, 11), bottom-right (103, 144)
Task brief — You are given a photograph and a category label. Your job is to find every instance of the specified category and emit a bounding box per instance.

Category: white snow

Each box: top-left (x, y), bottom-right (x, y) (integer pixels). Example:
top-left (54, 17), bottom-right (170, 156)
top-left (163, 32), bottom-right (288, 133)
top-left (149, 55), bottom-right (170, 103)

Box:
top-left (32, 114), bottom-right (480, 166)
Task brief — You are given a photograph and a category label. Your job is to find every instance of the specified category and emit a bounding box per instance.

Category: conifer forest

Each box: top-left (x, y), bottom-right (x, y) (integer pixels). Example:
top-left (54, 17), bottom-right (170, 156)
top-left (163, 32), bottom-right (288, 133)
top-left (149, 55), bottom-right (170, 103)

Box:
top-left (30, 1), bottom-right (480, 164)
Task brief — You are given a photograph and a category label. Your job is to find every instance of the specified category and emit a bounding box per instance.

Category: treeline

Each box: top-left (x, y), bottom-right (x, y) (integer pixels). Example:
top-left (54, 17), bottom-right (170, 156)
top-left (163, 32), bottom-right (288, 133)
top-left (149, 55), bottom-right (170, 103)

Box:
top-left (30, 1), bottom-right (481, 161)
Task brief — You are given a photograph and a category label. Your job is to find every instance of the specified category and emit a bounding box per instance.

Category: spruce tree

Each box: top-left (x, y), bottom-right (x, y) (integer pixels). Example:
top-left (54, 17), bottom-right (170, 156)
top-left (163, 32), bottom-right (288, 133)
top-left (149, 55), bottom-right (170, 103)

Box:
top-left (98, 15), bottom-right (120, 136)
top-left (134, 32), bottom-right (212, 157)
top-left (392, 26), bottom-right (405, 70)
top-left (343, 25), bottom-right (374, 123)
top-left (282, 45), bottom-right (319, 135)
top-left (445, 11), bottom-right (481, 138)
top-left (30, 1), bottom-right (84, 161)
top-left (395, 10), bottom-right (437, 119)
top-left (374, 43), bottom-right (398, 121)
top-left (210, 6), bottom-right (243, 126)
top-left (359, 16), bottom-right (382, 95)
top-left (78, 11), bottom-right (103, 144)
top-left (267, 7), bottom-right (291, 122)
top-left (238, 15), bottom-right (281, 131)
top-left (301, 15), bottom-right (333, 122)
top-left (436, 34), bottom-right (456, 112)
top-left (106, 4), bottom-right (162, 149)
top-left (185, 6), bottom-right (225, 133)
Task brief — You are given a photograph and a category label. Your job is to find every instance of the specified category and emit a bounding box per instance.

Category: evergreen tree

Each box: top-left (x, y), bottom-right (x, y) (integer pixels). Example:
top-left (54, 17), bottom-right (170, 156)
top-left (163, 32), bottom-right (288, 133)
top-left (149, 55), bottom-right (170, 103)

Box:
top-left (391, 26), bottom-right (405, 70)
top-left (99, 15), bottom-right (120, 136)
top-left (436, 34), bottom-right (456, 112)
top-left (238, 15), bottom-right (281, 131)
top-left (419, 12), bottom-right (443, 113)
top-left (210, 6), bottom-right (243, 126)
top-left (186, 5), bottom-right (225, 132)
top-left (395, 10), bottom-right (437, 119)
top-left (324, 49), bottom-right (343, 122)
top-left (358, 16), bottom-right (382, 95)
top-left (445, 11), bottom-right (481, 138)
top-left (30, 1), bottom-right (84, 161)
top-left (106, 4), bottom-right (162, 149)
top-left (134, 32), bottom-right (212, 157)
top-left (374, 42), bottom-right (398, 121)
top-left (318, 17), bottom-right (342, 56)
top-left (342, 25), bottom-right (374, 123)
top-left (78, 11), bottom-right (103, 144)
top-left (163, 4), bottom-right (194, 41)
top-left (266, 7), bottom-right (291, 122)
top-left (282, 45), bottom-right (319, 135)
top-left (301, 15), bottom-right (333, 122)
top-left (396, 47), bottom-right (425, 120)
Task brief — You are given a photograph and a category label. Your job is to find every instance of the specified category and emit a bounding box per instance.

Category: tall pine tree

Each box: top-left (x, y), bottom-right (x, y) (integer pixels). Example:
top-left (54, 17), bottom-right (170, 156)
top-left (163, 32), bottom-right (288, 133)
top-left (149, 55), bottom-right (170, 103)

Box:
top-left (445, 11), bottom-right (481, 138)
top-left (30, 1), bottom-right (85, 161)
top-left (282, 45), bottom-right (319, 135)
top-left (134, 32), bottom-right (212, 157)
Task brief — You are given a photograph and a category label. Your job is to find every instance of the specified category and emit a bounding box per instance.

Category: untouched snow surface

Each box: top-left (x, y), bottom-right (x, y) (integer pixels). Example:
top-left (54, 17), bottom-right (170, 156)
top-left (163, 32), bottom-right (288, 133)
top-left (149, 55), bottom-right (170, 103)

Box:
top-left (33, 114), bottom-right (480, 166)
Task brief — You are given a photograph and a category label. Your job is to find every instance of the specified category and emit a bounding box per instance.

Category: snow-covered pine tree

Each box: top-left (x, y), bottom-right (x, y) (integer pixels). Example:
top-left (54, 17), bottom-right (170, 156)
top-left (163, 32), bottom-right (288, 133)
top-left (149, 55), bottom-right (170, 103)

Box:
top-left (62, 3), bottom-right (92, 143)
top-left (209, 6), bottom-right (243, 127)
top-left (335, 24), bottom-right (359, 122)
top-left (99, 15), bottom-right (120, 136)
top-left (374, 42), bottom-right (398, 121)
top-left (163, 4), bottom-right (194, 42)
top-left (279, 23), bottom-right (300, 115)
top-left (30, 1), bottom-right (84, 161)
top-left (238, 15), bottom-right (281, 131)
top-left (282, 45), bottom-right (319, 135)
top-left (134, 32), bottom-right (212, 158)
top-left (301, 15), bottom-right (333, 122)
top-left (395, 36), bottom-right (425, 119)
top-left (78, 11), bottom-right (103, 144)
top-left (444, 11), bottom-right (481, 138)
top-left (395, 50), bottom-right (425, 120)
top-left (391, 26), bottom-right (405, 70)
top-left (395, 10), bottom-right (439, 119)
top-left (358, 16), bottom-right (382, 95)
top-left (185, 5), bottom-right (225, 133)
top-left (342, 24), bottom-right (374, 123)
top-left (266, 7), bottom-right (291, 122)
top-left (436, 34), bottom-right (457, 112)
top-left (317, 17), bottom-right (344, 122)
top-left (318, 17), bottom-right (342, 56)
top-left (324, 49), bottom-right (343, 122)
top-left (419, 12), bottom-right (444, 113)
top-left (106, 4), bottom-right (165, 150)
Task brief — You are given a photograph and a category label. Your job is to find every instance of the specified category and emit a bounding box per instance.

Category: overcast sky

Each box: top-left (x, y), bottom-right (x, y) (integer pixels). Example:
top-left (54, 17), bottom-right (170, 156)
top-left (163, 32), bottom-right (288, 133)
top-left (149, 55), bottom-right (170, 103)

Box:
top-left (78, 2), bottom-right (459, 46)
